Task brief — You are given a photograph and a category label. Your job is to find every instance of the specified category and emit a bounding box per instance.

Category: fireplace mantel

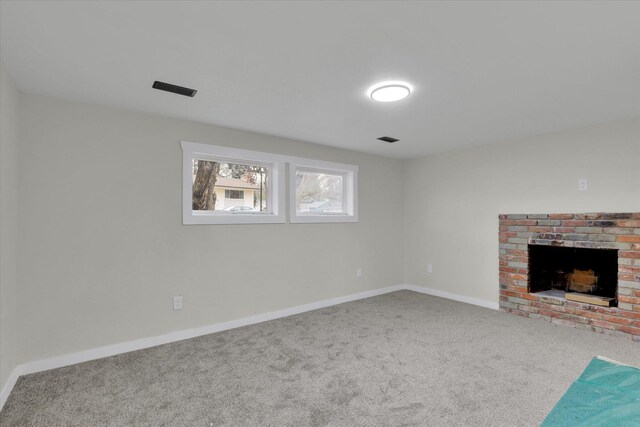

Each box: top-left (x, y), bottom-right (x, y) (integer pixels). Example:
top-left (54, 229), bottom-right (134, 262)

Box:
top-left (498, 212), bottom-right (640, 341)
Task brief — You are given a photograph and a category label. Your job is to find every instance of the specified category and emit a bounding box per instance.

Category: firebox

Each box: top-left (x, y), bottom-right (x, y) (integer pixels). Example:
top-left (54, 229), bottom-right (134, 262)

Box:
top-left (528, 245), bottom-right (618, 302)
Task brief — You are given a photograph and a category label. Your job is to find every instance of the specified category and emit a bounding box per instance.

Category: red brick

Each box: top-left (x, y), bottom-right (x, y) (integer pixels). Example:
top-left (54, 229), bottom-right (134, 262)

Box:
top-left (549, 214), bottom-right (575, 220)
top-left (539, 310), bottom-right (564, 319)
top-left (575, 213), bottom-right (601, 220)
top-left (508, 250), bottom-right (528, 257)
top-left (500, 220), bottom-right (537, 226)
top-left (620, 251), bottom-right (640, 259)
top-left (565, 307), bottom-right (602, 320)
top-left (618, 235), bottom-right (640, 243)
top-left (504, 272), bottom-right (525, 280)
top-left (589, 319), bottom-right (618, 330)
top-left (618, 295), bottom-right (640, 305)
top-left (554, 227), bottom-right (577, 233)
top-left (504, 285), bottom-right (522, 291)
top-left (601, 315), bottom-right (635, 326)
top-left (618, 325), bottom-right (640, 336)
top-left (618, 220), bottom-right (640, 228)
top-left (499, 232), bottom-right (518, 238)
top-left (592, 306), bottom-right (620, 315)
top-left (620, 310), bottom-right (640, 320)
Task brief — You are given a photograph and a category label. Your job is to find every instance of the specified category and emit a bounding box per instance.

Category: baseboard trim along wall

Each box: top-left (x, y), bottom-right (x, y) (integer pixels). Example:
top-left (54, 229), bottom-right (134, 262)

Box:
top-left (0, 284), bottom-right (496, 410)
top-left (0, 370), bottom-right (19, 413)
top-left (403, 284), bottom-right (500, 311)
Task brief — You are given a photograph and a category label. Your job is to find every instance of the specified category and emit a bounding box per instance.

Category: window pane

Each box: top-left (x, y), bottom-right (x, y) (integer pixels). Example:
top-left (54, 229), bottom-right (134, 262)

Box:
top-left (224, 189), bottom-right (244, 199)
top-left (192, 159), bottom-right (270, 212)
top-left (295, 170), bottom-right (344, 215)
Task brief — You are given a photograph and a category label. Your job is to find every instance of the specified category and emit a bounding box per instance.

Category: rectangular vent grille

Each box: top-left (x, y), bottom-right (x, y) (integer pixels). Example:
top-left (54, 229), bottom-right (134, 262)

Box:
top-left (377, 136), bottom-right (399, 143)
top-left (152, 81), bottom-right (197, 97)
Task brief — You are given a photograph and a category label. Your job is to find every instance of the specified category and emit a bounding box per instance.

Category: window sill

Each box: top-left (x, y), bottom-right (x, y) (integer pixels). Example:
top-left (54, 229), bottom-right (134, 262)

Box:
top-left (184, 212), bottom-right (286, 225)
top-left (290, 214), bottom-right (358, 224)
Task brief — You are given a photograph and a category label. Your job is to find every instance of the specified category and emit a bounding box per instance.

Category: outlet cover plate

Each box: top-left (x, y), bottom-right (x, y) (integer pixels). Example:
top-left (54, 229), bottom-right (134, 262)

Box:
top-left (173, 295), bottom-right (183, 311)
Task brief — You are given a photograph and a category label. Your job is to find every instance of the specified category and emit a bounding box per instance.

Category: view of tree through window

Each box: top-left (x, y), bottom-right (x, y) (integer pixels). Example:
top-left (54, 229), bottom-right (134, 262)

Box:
top-left (295, 170), bottom-right (344, 214)
top-left (192, 159), bottom-right (269, 212)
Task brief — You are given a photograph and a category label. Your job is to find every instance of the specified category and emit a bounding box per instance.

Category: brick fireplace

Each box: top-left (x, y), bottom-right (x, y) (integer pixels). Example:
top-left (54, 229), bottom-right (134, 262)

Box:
top-left (498, 213), bottom-right (640, 341)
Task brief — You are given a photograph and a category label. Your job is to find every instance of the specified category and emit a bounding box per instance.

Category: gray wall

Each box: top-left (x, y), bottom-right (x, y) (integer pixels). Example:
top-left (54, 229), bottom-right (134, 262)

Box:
top-left (16, 93), bottom-right (405, 363)
top-left (403, 118), bottom-right (640, 304)
top-left (0, 64), bottom-right (20, 390)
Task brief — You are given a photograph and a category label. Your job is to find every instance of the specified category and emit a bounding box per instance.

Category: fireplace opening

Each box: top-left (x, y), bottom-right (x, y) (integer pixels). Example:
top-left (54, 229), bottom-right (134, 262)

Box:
top-left (528, 245), bottom-right (618, 305)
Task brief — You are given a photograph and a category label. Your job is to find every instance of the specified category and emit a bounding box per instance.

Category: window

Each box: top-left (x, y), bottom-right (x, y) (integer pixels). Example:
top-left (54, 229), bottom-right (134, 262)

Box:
top-left (182, 141), bottom-right (358, 225)
top-left (289, 159), bottom-right (358, 223)
top-left (181, 142), bottom-right (286, 224)
top-left (224, 190), bottom-right (245, 199)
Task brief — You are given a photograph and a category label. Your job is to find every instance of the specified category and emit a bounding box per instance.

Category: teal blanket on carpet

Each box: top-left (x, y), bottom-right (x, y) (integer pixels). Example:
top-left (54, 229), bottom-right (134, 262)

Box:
top-left (541, 357), bottom-right (640, 427)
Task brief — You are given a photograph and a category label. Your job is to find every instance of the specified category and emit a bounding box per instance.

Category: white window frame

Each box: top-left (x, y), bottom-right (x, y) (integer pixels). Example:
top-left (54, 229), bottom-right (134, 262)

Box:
top-left (181, 141), bottom-right (287, 225)
top-left (289, 158), bottom-right (358, 224)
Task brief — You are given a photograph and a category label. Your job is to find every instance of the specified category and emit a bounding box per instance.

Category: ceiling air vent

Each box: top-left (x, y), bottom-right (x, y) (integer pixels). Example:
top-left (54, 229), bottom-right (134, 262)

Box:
top-left (377, 136), bottom-right (399, 143)
top-left (152, 81), bottom-right (197, 97)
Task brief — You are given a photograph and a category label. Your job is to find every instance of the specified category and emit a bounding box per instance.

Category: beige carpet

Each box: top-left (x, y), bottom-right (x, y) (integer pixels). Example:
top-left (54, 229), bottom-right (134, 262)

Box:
top-left (1, 290), bottom-right (638, 426)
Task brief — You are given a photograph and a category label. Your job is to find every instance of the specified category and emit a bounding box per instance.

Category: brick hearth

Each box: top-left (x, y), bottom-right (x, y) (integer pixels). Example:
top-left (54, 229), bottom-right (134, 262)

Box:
top-left (498, 212), bottom-right (640, 341)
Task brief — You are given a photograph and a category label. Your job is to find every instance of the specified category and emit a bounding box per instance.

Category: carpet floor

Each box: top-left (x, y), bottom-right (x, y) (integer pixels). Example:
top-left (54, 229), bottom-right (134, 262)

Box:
top-left (1, 290), bottom-right (638, 426)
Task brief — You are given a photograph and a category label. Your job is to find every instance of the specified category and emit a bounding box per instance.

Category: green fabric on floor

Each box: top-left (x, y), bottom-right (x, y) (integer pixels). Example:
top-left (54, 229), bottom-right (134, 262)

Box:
top-left (541, 357), bottom-right (640, 427)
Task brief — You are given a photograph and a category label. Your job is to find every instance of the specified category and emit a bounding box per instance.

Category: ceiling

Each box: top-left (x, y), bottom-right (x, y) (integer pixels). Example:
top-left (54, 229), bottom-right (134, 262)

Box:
top-left (1, 1), bottom-right (639, 159)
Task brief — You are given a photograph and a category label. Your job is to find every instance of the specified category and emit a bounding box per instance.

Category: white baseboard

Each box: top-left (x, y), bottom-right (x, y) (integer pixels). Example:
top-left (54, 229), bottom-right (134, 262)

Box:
top-left (403, 284), bottom-right (500, 311)
top-left (0, 368), bottom-right (20, 412)
top-left (0, 283), bottom-right (497, 410)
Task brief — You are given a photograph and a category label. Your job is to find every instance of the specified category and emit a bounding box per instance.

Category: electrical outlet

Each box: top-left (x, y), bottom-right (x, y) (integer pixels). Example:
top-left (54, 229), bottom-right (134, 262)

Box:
top-left (356, 268), bottom-right (363, 278)
top-left (173, 295), bottom-right (183, 311)
top-left (578, 178), bottom-right (588, 191)
top-left (427, 264), bottom-right (433, 274)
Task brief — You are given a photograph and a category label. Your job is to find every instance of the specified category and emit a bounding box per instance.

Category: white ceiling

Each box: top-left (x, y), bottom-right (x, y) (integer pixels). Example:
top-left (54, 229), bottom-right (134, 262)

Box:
top-left (1, 1), bottom-right (639, 159)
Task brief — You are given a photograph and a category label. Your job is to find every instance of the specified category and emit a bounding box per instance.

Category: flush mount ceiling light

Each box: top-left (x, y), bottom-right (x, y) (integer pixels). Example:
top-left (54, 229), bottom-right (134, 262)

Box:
top-left (368, 81), bottom-right (412, 102)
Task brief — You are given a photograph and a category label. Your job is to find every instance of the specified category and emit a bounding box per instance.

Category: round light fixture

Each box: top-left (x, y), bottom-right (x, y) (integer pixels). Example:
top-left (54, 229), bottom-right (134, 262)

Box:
top-left (368, 81), bottom-right (412, 102)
